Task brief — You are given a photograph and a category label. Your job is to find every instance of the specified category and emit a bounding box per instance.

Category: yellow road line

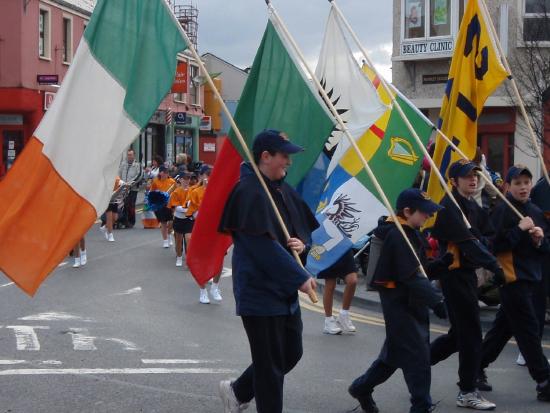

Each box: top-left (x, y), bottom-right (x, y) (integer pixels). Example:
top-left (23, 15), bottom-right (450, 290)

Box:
top-left (299, 292), bottom-right (550, 348)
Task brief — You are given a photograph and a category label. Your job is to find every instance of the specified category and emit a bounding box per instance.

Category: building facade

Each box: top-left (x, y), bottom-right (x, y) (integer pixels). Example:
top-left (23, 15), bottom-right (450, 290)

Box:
top-left (0, 0), bottom-right (94, 178)
top-left (392, 0), bottom-right (550, 179)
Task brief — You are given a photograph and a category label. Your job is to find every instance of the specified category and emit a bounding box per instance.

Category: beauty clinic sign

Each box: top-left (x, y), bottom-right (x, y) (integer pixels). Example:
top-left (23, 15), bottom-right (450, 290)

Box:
top-left (172, 61), bottom-right (188, 94)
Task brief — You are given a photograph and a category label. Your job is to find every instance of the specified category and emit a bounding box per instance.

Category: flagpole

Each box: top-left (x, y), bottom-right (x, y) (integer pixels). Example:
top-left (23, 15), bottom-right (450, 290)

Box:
top-left (479, 0), bottom-right (550, 186)
top-left (329, 0), bottom-right (472, 229)
top-left (330, 1), bottom-right (523, 222)
top-left (265, 1), bottom-right (429, 279)
top-left (163, 0), bottom-right (319, 303)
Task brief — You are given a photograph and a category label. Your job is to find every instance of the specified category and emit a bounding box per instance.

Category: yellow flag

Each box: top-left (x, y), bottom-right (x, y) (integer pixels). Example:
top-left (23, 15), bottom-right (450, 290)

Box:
top-left (426, 0), bottom-right (509, 204)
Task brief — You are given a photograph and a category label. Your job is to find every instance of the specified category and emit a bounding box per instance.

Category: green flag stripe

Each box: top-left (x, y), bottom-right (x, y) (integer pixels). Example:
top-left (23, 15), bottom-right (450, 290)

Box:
top-left (355, 95), bottom-right (434, 204)
top-left (84, 0), bottom-right (187, 128)
top-left (229, 19), bottom-right (334, 187)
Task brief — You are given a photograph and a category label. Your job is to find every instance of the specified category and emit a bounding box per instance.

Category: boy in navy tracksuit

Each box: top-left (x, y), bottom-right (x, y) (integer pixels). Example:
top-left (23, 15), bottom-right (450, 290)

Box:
top-left (348, 188), bottom-right (450, 413)
top-left (478, 166), bottom-right (550, 402)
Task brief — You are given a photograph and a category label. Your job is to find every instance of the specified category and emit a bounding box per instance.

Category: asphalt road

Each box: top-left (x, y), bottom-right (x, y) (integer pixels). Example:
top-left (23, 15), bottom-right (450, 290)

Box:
top-left (0, 223), bottom-right (549, 413)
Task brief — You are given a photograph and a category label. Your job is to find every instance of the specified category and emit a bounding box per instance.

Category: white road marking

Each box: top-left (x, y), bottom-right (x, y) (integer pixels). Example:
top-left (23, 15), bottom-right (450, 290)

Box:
top-left (0, 360), bottom-right (62, 365)
top-left (220, 267), bottom-right (232, 278)
top-left (104, 338), bottom-right (139, 351)
top-left (0, 282), bottom-right (14, 288)
top-left (6, 326), bottom-right (49, 351)
top-left (57, 261), bottom-right (68, 267)
top-left (141, 359), bottom-right (216, 364)
top-left (19, 312), bottom-right (93, 322)
top-left (0, 367), bottom-right (235, 376)
top-left (67, 328), bottom-right (97, 351)
top-left (114, 286), bottom-right (142, 296)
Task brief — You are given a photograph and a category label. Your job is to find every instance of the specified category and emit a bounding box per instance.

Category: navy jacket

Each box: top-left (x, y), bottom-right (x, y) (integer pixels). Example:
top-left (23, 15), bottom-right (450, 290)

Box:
top-left (490, 194), bottom-right (549, 283)
top-left (219, 163), bottom-right (319, 316)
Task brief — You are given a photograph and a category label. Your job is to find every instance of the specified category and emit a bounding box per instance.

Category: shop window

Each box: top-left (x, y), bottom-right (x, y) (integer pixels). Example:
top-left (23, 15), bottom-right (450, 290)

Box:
top-left (189, 65), bottom-right (200, 106)
top-left (523, 0), bottom-right (550, 42)
top-left (62, 17), bottom-right (73, 63)
top-left (430, 0), bottom-right (451, 37)
top-left (404, 0), bottom-right (464, 39)
top-left (39, 7), bottom-right (51, 59)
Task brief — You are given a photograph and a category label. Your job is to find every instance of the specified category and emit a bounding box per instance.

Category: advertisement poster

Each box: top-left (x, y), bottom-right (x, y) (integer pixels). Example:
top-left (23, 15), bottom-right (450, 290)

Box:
top-left (407, 1), bottom-right (422, 28)
top-left (434, 0), bottom-right (448, 25)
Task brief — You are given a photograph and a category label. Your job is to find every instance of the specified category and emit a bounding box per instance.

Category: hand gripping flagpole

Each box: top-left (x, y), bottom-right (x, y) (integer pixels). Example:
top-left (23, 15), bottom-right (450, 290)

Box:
top-left (164, 0), bottom-right (319, 303)
top-left (479, 0), bottom-right (550, 186)
top-left (329, 0), bottom-right (473, 229)
top-left (265, 0), bottom-right (430, 279)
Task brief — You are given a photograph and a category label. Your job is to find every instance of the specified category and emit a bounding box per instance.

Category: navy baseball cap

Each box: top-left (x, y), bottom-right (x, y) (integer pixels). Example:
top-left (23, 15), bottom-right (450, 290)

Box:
top-left (396, 188), bottom-right (443, 214)
top-left (199, 164), bottom-right (212, 175)
top-left (505, 164), bottom-right (532, 183)
top-left (448, 159), bottom-right (481, 179)
top-left (158, 165), bottom-right (168, 173)
top-left (252, 129), bottom-right (304, 155)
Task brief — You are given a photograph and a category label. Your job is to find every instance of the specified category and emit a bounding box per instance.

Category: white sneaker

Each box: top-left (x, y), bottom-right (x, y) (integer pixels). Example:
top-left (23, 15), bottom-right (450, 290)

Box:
top-left (456, 391), bottom-right (496, 410)
top-left (516, 352), bottom-right (526, 366)
top-left (80, 250), bottom-right (87, 266)
top-left (210, 284), bottom-right (223, 302)
top-left (99, 225), bottom-right (106, 234)
top-left (176, 256), bottom-right (183, 267)
top-left (219, 380), bottom-right (248, 413)
top-left (199, 289), bottom-right (210, 304)
top-left (163, 239), bottom-right (169, 248)
top-left (337, 311), bottom-right (356, 333)
top-left (108, 233), bottom-right (115, 242)
top-left (72, 257), bottom-right (81, 268)
top-left (323, 316), bottom-right (342, 335)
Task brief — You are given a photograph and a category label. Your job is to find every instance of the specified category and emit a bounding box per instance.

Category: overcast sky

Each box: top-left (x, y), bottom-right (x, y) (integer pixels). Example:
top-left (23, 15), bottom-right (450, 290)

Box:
top-left (190, 0), bottom-right (394, 80)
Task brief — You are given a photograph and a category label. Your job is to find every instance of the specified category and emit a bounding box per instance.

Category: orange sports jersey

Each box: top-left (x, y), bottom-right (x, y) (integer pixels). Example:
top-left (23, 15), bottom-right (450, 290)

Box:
top-left (186, 184), bottom-right (206, 218)
top-left (168, 186), bottom-right (189, 208)
top-left (151, 177), bottom-right (175, 193)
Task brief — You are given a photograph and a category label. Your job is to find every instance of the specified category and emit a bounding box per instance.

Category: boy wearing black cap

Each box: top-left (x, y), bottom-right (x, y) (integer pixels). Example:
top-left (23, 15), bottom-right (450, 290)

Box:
top-left (429, 159), bottom-right (503, 410)
top-left (218, 130), bottom-right (319, 413)
top-left (349, 188), bottom-right (449, 413)
top-left (478, 165), bottom-right (550, 402)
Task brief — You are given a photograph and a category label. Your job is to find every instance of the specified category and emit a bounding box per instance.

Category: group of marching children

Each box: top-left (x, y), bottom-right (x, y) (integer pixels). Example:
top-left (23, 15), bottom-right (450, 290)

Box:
top-left (348, 160), bottom-right (550, 413)
top-left (167, 164), bottom-right (223, 304)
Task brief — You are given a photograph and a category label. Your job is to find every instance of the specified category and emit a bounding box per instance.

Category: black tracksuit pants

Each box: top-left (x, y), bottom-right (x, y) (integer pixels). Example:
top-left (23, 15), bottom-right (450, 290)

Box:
top-left (480, 280), bottom-right (550, 384)
top-left (430, 269), bottom-right (481, 392)
top-left (232, 310), bottom-right (303, 413)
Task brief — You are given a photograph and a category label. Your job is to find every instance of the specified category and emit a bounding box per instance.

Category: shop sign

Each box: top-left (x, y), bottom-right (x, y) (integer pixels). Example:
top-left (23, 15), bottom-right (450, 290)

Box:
top-left (203, 142), bottom-right (216, 152)
top-left (401, 39), bottom-right (453, 56)
top-left (422, 74), bottom-right (448, 84)
top-left (199, 116), bottom-right (212, 131)
top-left (44, 92), bottom-right (56, 110)
top-left (0, 114), bottom-right (23, 125)
top-left (175, 112), bottom-right (187, 125)
top-left (171, 61), bottom-right (188, 94)
top-left (37, 74), bottom-right (59, 85)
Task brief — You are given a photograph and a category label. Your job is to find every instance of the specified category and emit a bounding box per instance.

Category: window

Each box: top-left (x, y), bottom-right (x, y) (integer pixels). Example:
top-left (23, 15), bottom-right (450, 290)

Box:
top-left (404, 0), bottom-right (426, 39)
top-left (189, 65), bottom-right (200, 105)
top-left (403, 0), bottom-right (463, 39)
top-left (430, 0), bottom-right (451, 37)
top-left (62, 17), bottom-right (73, 63)
top-left (523, 0), bottom-right (550, 41)
top-left (38, 8), bottom-right (50, 58)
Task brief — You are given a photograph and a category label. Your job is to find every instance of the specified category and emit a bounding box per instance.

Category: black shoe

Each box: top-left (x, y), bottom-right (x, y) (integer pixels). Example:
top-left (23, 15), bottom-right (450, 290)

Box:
top-left (476, 370), bottom-right (493, 392)
top-left (537, 380), bottom-right (550, 401)
top-left (348, 386), bottom-right (379, 413)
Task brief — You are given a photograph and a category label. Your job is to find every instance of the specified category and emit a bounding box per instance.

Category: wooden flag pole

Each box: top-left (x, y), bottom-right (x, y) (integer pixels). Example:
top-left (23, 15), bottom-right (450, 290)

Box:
top-left (479, 0), bottom-right (550, 186)
top-left (329, 0), bottom-right (472, 229)
top-left (266, 0), bottom-right (430, 278)
top-left (164, 0), bottom-right (319, 303)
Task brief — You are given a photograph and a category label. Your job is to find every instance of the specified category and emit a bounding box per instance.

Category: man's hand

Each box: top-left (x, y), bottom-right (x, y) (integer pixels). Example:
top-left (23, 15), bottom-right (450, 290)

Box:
top-left (299, 277), bottom-right (317, 294)
top-left (518, 216), bottom-right (535, 231)
top-left (287, 237), bottom-right (305, 255)
top-left (529, 226), bottom-right (544, 246)
top-left (491, 267), bottom-right (506, 287)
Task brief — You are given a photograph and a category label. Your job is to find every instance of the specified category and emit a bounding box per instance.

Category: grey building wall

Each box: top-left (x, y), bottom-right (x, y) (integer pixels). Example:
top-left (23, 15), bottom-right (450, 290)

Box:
top-left (201, 53), bottom-right (248, 102)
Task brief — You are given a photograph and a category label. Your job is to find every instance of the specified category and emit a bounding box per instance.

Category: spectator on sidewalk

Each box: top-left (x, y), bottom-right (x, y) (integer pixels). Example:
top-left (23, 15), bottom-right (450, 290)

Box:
top-left (118, 148), bottom-right (143, 228)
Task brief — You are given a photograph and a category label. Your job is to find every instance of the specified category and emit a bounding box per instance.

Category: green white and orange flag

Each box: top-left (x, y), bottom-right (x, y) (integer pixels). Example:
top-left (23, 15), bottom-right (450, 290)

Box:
top-left (0, 0), bottom-right (187, 295)
top-left (426, 0), bottom-right (509, 204)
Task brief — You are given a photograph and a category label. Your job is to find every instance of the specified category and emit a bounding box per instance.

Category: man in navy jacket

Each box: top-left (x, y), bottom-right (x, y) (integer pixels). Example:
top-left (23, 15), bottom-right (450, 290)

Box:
top-left (217, 129), bottom-right (319, 413)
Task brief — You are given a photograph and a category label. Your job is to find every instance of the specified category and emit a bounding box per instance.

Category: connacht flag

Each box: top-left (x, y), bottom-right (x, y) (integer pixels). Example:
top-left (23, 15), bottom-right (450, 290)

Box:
top-left (186, 17), bottom-right (335, 285)
top-left (0, 0), bottom-right (187, 295)
top-left (426, 0), bottom-right (509, 205)
top-left (307, 10), bottom-right (434, 275)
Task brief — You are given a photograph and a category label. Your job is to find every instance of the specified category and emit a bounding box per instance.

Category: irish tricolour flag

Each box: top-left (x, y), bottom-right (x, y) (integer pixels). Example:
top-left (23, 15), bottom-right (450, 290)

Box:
top-left (0, 0), bottom-right (187, 295)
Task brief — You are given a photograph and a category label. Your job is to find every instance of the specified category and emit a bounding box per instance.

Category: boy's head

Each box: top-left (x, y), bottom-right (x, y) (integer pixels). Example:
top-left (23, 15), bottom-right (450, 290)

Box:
top-left (178, 173), bottom-right (191, 186)
top-left (396, 188), bottom-right (443, 228)
top-left (252, 129), bottom-right (303, 180)
top-left (448, 159), bottom-right (481, 196)
top-left (158, 165), bottom-right (168, 179)
top-left (506, 165), bottom-right (533, 203)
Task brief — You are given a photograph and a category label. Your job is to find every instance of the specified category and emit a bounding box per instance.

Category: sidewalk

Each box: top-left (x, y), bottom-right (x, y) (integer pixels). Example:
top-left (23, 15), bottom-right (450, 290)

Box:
top-left (316, 275), bottom-right (506, 328)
